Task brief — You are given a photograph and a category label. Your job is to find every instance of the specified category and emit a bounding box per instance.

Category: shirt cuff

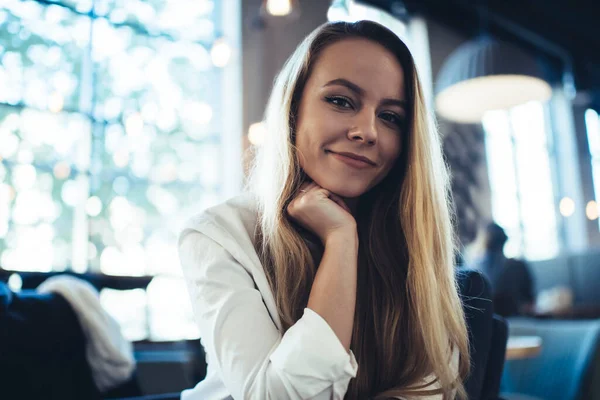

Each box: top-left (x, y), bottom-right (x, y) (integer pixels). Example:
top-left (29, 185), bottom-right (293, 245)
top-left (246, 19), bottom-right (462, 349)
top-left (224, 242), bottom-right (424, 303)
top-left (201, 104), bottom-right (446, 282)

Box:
top-left (270, 307), bottom-right (358, 382)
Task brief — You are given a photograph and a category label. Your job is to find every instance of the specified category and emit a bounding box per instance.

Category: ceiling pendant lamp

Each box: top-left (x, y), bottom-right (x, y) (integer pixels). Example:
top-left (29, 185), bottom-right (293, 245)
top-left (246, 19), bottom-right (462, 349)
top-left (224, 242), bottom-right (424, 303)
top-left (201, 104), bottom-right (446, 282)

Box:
top-left (435, 36), bottom-right (553, 123)
top-left (262, 0), bottom-right (298, 17)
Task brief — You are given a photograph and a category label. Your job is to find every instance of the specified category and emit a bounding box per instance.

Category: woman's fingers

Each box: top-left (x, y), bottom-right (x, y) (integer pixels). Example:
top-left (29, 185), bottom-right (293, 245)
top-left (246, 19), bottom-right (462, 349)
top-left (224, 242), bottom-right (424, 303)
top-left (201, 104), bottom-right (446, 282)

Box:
top-left (298, 181), bottom-right (318, 195)
top-left (287, 181), bottom-right (356, 243)
top-left (295, 182), bottom-right (350, 214)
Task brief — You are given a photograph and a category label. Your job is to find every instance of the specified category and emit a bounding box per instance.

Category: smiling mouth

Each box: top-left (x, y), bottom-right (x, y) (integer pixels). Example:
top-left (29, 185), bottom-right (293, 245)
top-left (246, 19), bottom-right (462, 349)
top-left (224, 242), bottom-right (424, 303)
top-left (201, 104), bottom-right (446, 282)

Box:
top-left (326, 150), bottom-right (376, 169)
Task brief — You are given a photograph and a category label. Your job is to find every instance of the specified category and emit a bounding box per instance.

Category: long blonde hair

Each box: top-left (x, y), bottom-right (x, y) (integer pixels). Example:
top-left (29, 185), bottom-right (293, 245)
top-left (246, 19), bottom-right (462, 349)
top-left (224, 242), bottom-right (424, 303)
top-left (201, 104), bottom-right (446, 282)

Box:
top-left (247, 21), bottom-right (470, 399)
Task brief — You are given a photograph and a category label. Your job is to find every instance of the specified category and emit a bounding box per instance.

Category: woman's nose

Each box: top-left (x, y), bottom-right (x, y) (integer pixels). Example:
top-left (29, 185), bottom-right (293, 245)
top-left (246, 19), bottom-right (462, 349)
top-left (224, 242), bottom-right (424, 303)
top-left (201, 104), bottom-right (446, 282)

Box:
top-left (347, 110), bottom-right (377, 145)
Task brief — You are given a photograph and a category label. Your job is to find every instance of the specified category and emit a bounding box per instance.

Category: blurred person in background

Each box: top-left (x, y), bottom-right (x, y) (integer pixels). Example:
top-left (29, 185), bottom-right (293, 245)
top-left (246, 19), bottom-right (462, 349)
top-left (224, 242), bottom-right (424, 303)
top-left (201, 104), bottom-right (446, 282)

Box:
top-left (471, 222), bottom-right (535, 317)
top-left (179, 20), bottom-right (470, 400)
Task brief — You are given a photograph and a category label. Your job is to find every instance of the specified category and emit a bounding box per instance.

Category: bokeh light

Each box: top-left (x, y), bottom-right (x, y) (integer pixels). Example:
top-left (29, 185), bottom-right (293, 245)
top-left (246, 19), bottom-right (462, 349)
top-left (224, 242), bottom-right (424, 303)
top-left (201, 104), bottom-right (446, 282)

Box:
top-left (211, 37), bottom-right (232, 67)
top-left (53, 162), bottom-right (71, 179)
top-left (586, 200), bottom-right (599, 220)
top-left (559, 197), bottom-right (575, 217)
top-left (48, 91), bottom-right (64, 113)
top-left (86, 196), bottom-right (103, 217)
top-left (248, 121), bottom-right (266, 146)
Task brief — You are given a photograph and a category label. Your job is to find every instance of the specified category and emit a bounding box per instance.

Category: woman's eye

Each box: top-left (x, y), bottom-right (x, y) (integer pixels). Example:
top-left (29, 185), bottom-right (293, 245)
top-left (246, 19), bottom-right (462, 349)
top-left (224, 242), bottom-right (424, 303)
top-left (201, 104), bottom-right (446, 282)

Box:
top-left (380, 112), bottom-right (404, 127)
top-left (325, 96), bottom-right (353, 109)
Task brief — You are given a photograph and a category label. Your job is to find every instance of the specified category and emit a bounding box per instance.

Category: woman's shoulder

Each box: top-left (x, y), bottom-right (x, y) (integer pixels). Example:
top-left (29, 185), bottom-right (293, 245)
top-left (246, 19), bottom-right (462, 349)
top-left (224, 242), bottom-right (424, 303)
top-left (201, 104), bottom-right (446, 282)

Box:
top-left (178, 192), bottom-right (260, 252)
top-left (183, 192), bottom-right (258, 227)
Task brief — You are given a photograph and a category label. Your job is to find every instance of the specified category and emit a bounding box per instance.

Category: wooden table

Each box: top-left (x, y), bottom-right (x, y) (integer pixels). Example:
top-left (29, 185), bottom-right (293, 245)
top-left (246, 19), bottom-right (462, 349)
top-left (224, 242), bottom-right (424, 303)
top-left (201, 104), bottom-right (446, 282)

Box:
top-left (534, 305), bottom-right (600, 320)
top-left (506, 336), bottom-right (542, 360)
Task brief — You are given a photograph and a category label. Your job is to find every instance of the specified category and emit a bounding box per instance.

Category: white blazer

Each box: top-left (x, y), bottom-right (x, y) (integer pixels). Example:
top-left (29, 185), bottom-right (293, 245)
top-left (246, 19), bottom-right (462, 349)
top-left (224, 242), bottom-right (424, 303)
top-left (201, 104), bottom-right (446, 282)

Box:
top-left (178, 193), bottom-right (457, 400)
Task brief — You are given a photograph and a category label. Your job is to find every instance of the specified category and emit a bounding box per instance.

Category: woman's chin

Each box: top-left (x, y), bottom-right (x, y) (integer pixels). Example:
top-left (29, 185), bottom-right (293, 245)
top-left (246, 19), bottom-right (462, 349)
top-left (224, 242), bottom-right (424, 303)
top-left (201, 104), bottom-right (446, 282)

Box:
top-left (321, 184), bottom-right (367, 199)
top-left (306, 173), bottom-right (372, 198)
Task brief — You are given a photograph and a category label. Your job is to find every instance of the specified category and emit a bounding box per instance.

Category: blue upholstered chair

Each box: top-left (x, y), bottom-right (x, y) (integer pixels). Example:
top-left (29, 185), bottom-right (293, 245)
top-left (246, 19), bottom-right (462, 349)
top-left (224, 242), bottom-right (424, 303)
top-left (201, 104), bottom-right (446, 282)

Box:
top-left (501, 318), bottom-right (600, 400)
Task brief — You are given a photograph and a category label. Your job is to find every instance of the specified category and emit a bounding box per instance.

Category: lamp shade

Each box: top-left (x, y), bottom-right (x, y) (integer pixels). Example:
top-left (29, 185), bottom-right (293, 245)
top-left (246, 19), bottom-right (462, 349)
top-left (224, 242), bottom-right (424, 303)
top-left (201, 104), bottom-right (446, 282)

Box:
top-left (435, 37), bottom-right (552, 123)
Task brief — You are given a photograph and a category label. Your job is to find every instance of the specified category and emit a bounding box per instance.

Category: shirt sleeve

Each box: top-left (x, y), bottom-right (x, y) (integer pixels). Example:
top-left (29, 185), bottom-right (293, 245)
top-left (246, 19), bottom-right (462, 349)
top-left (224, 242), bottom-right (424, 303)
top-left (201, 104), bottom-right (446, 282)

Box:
top-left (179, 230), bottom-right (358, 400)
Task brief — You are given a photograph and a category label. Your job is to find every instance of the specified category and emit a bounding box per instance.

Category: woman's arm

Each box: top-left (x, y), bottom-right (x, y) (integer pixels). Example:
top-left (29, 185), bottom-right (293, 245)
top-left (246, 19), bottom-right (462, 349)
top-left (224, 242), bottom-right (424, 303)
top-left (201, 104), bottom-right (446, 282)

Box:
top-left (286, 183), bottom-right (359, 353)
top-left (180, 231), bottom-right (358, 400)
top-left (307, 230), bottom-right (358, 352)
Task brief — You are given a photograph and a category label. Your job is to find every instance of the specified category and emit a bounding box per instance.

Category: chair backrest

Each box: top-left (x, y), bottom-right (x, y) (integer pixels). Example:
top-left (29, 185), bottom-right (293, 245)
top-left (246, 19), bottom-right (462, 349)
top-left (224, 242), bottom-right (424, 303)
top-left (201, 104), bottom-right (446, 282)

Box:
top-left (481, 315), bottom-right (508, 399)
top-left (570, 252), bottom-right (600, 306)
top-left (0, 284), bottom-right (101, 400)
top-left (457, 268), bottom-right (495, 399)
top-left (502, 318), bottom-right (600, 400)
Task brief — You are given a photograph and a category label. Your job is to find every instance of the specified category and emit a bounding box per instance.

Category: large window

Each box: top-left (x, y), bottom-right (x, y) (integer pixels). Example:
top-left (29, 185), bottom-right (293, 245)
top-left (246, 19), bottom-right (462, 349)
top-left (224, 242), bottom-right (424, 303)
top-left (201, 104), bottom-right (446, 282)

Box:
top-left (585, 108), bottom-right (600, 228)
top-left (0, 0), bottom-right (241, 340)
top-left (483, 101), bottom-right (559, 260)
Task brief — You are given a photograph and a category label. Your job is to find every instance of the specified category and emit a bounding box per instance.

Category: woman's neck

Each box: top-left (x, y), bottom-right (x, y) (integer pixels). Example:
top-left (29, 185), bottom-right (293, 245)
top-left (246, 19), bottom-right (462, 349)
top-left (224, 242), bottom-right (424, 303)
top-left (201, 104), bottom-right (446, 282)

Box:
top-left (343, 197), bottom-right (359, 215)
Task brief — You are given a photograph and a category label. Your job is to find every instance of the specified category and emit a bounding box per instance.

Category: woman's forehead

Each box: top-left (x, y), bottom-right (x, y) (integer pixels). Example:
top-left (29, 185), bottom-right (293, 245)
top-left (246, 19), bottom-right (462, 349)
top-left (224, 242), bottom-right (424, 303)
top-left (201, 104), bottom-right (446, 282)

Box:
top-left (309, 38), bottom-right (405, 99)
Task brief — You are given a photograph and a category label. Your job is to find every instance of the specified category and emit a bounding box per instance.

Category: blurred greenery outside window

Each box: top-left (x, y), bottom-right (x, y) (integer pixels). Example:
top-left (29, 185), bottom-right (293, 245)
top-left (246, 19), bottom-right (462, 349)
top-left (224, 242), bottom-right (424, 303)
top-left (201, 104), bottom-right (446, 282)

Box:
top-left (0, 0), bottom-right (241, 341)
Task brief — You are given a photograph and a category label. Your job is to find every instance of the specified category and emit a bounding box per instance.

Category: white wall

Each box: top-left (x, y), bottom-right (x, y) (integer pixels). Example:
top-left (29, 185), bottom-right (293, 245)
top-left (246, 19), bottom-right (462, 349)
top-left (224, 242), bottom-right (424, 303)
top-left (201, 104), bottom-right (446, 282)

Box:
top-left (239, 0), bottom-right (329, 174)
top-left (241, 0), bottom-right (330, 136)
top-left (426, 19), bottom-right (493, 245)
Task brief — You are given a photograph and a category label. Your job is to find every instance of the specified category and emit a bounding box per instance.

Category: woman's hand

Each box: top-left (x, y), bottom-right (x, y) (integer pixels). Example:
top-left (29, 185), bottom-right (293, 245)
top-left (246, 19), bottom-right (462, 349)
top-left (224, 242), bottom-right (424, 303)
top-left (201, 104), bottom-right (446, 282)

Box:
top-left (287, 182), bottom-right (356, 244)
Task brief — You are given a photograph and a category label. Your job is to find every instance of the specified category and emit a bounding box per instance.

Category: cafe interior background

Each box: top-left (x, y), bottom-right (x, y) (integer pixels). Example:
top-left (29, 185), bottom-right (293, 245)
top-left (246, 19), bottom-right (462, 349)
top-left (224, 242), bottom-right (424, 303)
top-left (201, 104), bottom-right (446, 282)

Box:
top-left (1, 0), bottom-right (599, 399)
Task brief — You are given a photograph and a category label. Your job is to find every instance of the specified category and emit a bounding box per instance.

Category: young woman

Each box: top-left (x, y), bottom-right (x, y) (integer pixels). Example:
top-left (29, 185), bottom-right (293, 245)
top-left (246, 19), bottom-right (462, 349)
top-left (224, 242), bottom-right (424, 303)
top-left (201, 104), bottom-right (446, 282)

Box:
top-left (179, 20), bottom-right (470, 400)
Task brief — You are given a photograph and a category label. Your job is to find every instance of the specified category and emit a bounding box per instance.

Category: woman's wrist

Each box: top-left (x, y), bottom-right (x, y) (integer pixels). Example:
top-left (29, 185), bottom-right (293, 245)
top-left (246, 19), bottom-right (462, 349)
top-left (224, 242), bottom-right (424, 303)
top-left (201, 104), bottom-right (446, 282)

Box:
top-left (324, 227), bottom-right (358, 249)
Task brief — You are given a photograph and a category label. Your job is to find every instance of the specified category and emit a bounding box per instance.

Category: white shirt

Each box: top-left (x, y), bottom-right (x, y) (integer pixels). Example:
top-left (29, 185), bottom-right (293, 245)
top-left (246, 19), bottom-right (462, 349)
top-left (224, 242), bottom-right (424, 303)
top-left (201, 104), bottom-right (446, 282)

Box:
top-left (178, 193), bottom-right (457, 400)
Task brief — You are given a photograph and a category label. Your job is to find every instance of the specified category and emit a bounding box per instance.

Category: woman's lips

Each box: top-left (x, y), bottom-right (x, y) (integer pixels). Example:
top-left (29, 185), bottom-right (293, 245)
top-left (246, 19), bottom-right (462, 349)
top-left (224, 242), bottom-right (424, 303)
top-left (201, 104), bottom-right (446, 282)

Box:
top-left (328, 151), bottom-right (375, 169)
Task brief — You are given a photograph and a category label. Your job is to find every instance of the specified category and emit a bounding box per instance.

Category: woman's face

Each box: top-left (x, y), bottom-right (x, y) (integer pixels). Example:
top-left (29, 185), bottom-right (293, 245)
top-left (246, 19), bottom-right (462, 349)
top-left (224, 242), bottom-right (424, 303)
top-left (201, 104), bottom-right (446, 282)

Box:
top-left (295, 38), bottom-right (407, 199)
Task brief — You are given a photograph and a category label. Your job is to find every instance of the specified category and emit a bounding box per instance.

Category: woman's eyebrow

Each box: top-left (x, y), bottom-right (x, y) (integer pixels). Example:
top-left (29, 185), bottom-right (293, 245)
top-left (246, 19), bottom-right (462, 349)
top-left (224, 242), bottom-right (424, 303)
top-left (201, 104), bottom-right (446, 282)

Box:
top-left (323, 78), bottom-right (406, 110)
top-left (323, 78), bottom-right (365, 96)
top-left (381, 98), bottom-right (407, 110)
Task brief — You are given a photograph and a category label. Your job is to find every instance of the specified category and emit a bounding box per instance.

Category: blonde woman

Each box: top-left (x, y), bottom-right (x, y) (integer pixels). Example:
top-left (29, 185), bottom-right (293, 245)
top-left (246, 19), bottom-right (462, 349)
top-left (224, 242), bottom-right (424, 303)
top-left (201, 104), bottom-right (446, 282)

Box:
top-left (179, 20), bottom-right (470, 400)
